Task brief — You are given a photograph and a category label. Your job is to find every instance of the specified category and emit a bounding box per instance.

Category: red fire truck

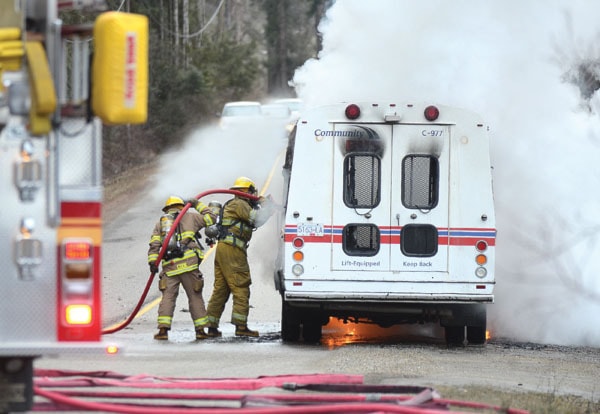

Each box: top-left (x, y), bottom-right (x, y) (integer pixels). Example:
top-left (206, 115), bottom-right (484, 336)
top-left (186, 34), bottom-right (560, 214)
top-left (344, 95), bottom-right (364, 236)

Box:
top-left (0, 0), bottom-right (147, 411)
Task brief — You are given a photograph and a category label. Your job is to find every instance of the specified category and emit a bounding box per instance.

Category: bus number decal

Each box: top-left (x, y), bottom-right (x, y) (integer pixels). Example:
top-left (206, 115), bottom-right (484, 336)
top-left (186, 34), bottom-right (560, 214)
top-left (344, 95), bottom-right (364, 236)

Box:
top-left (421, 129), bottom-right (444, 137)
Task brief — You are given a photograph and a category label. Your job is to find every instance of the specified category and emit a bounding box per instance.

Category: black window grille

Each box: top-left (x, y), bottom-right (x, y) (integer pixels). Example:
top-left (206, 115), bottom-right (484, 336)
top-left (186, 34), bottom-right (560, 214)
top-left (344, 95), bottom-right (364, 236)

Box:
top-left (401, 155), bottom-right (439, 209)
top-left (401, 224), bottom-right (438, 257)
top-left (343, 224), bottom-right (380, 256)
top-left (343, 154), bottom-right (380, 208)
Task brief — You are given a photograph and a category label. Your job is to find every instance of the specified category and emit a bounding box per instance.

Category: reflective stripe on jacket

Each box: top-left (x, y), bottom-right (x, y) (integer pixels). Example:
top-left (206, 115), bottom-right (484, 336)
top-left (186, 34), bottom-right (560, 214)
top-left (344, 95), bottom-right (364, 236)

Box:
top-left (219, 197), bottom-right (256, 252)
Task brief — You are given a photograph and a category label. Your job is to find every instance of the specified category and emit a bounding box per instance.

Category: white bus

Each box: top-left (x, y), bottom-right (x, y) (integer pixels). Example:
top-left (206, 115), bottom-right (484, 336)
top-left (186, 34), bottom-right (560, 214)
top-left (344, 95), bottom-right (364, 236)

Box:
top-left (275, 101), bottom-right (496, 345)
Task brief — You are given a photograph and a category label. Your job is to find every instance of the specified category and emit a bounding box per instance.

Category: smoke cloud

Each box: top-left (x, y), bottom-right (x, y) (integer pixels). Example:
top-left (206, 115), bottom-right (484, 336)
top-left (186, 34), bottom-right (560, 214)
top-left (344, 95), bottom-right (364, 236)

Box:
top-left (149, 121), bottom-right (287, 202)
top-left (292, 0), bottom-right (600, 346)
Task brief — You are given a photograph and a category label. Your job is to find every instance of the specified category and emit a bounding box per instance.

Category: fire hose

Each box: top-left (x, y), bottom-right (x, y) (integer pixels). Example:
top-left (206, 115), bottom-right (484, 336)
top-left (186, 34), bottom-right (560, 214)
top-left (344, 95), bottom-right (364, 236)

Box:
top-left (32, 370), bottom-right (530, 413)
top-left (101, 188), bottom-right (260, 335)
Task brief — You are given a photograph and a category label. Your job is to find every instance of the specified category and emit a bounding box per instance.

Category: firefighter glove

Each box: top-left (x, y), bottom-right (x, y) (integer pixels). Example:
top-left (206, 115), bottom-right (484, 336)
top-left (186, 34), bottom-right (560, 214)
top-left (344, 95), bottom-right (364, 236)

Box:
top-left (186, 198), bottom-right (198, 208)
top-left (149, 263), bottom-right (159, 274)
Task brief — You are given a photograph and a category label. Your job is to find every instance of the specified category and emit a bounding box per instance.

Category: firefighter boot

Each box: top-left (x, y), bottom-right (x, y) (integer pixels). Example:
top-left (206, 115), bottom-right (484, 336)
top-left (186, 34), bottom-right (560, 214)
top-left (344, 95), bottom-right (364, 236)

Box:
top-left (195, 328), bottom-right (209, 340)
top-left (235, 325), bottom-right (259, 337)
top-left (153, 327), bottom-right (169, 340)
top-left (206, 327), bottom-right (222, 338)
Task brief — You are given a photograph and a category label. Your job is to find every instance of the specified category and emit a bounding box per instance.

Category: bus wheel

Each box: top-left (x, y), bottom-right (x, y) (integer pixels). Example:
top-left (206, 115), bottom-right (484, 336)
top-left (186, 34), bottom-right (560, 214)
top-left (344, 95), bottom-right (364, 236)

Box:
top-left (444, 326), bottom-right (465, 346)
top-left (302, 321), bottom-right (322, 343)
top-left (467, 325), bottom-right (487, 345)
top-left (281, 301), bottom-right (300, 342)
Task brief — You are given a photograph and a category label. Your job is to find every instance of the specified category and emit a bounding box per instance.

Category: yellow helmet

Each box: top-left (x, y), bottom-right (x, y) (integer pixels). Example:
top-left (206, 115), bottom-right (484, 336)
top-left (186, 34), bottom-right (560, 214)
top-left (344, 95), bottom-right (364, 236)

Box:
top-left (230, 176), bottom-right (257, 194)
top-left (162, 195), bottom-right (184, 212)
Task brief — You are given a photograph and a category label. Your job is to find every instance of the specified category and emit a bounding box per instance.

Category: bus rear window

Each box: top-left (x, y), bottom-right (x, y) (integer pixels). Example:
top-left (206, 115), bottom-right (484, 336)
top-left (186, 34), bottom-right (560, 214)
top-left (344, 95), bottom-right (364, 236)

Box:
top-left (401, 224), bottom-right (438, 257)
top-left (343, 224), bottom-right (380, 256)
top-left (401, 155), bottom-right (439, 209)
top-left (343, 154), bottom-right (381, 209)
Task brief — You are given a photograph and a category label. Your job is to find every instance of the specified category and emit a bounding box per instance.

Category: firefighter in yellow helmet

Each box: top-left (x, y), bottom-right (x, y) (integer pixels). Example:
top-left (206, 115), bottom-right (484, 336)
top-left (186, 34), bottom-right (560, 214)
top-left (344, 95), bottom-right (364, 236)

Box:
top-left (148, 195), bottom-right (216, 340)
top-left (205, 177), bottom-right (275, 337)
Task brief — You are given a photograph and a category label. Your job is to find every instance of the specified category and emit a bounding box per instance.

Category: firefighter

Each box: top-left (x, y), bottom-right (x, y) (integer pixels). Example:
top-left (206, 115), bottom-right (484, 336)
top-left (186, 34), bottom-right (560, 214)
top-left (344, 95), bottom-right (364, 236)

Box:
top-left (205, 177), bottom-right (275, 337)
top-left (148, 196), bottom-right (216, 340)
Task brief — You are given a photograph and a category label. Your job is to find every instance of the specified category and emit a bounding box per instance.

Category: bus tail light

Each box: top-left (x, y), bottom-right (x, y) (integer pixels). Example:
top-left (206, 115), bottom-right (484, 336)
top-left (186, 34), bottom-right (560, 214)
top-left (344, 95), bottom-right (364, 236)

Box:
top-left (475, 254), bottom-right (487, 266)
top-left (475, 240), bottom-right (489, 278)
top-left (345, 104), bottom-right (361, 120)
top-left (291, 237), bottom-right (304, 276)
top-left (476, 240), bottom-right (488, 252)
top-left (424, 105), bottom-right (439, 121)
top-left (293, 251), bottom-right (304, 262)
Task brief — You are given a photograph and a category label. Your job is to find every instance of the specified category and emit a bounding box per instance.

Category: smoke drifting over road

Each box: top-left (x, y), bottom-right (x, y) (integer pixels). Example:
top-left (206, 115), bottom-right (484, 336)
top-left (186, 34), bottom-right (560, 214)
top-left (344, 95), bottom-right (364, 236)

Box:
top-left (150, 122), bottom-right (287, 200)
top-left (291, 0), bottom-right (600, 346)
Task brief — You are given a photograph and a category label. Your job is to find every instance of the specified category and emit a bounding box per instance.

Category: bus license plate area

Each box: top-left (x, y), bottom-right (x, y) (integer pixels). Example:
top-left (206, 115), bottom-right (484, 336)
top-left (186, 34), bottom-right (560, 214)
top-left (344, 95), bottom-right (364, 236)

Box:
top-left (297, 223), bottom-right (324, 237)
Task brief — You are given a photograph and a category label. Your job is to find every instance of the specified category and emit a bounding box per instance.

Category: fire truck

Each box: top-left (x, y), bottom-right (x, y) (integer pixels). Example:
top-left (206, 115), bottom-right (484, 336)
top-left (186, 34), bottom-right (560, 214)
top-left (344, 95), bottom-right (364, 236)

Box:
top-left (0, 0), bottom-right (147, 411)
top-left (276, 102), bottom-right (496, 346)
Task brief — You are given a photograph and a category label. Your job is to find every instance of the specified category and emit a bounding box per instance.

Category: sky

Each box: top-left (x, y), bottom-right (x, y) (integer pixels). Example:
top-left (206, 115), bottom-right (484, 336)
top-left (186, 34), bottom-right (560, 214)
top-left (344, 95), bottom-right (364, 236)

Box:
top-left (291, 0), bottom-right (600, 346)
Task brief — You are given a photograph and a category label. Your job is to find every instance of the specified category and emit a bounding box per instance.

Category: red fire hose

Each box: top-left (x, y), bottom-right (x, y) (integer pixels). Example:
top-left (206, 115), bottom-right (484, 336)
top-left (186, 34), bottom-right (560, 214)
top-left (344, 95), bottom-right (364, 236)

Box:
top-left (101, 189), bottom-right (260, 335)
top-left (32, 371), bottom-right (530, 413)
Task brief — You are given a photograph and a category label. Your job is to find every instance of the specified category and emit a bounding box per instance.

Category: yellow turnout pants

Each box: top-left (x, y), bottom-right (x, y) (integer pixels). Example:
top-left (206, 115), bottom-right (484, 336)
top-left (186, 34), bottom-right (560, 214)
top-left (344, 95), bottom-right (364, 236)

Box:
top-left (206, 242), bottom-right (252, 327)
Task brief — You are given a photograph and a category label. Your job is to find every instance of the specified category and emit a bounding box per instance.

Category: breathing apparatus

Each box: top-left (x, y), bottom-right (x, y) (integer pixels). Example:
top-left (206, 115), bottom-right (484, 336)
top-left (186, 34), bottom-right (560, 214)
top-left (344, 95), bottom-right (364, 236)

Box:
top-left (160, 212), bottom-right (183, 260)
top-left (204, 200), bottom-right (224, 244)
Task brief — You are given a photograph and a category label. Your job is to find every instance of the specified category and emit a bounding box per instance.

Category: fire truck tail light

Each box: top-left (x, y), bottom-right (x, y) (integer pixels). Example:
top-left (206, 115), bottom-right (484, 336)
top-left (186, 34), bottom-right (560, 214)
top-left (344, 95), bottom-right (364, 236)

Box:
top-left (292, 237), bottom-right (304, 249)
top-left (345, 104), bottom-right (361, 120)
top-left (424, 105), bottom-right (440, 121)
top-left (475, 254), bottom-right (487, 266)
top-left (64, 281), bottom-right (93, 296)
top-left (65, 304), bottom-right (92, 325)
top-left (59, 237), bottom-right (98, 339)
top-left (64, 262), bottom-right (91, 279)
top-left (64, 241), bottom-right (91, 260)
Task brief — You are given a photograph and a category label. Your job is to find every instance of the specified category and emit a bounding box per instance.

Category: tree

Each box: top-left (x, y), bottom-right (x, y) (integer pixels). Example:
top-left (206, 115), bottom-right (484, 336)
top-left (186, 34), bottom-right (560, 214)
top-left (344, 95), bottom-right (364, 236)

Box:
top-left (261, 0), bottom-right (328, 96)
top-left (99, 0), bottom-right (328, 180)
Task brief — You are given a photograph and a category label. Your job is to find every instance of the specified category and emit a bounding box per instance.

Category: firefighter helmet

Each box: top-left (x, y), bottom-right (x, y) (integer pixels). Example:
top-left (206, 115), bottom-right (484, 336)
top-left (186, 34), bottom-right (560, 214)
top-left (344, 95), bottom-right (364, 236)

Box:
top-left (230, 176), bottom-right (257, 194)
top-left (162, 195), bottom-right (184, 212)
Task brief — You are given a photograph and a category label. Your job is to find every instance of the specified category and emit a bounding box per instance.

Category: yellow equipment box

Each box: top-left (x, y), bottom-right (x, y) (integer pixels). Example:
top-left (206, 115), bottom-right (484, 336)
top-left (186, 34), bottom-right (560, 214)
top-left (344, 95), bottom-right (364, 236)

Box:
top-left (92, 12), bottom-right (148, 125)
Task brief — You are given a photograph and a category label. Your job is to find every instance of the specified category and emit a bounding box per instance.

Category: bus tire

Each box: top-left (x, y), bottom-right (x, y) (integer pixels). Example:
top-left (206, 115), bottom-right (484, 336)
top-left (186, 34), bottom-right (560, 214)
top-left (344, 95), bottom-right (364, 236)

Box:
top-left (281, 301), bottom-right (300, 342)
top-left (445, 326), bottom-right (465, 346)
top-left (302, 321), bottom-right (322, 343)
top-left (467, 325), bottom-right (487, 345)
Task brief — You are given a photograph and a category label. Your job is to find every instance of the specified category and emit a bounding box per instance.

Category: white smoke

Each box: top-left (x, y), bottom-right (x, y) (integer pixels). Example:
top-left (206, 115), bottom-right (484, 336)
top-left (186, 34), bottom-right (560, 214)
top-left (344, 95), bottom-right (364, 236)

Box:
top-left (292, 0), bottom-right (600, 346)
top-left (149, 121), bottom-right (287, 204)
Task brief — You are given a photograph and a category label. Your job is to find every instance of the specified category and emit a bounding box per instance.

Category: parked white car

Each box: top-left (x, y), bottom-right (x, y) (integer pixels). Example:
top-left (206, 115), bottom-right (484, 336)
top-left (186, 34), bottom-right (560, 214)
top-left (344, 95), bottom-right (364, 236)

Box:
top-left (218, 101), bottom-right (262, 129)
top-left (261, 103), bottom-right (294, 135)
top-left (273, 98), bottom-right (304, 122)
